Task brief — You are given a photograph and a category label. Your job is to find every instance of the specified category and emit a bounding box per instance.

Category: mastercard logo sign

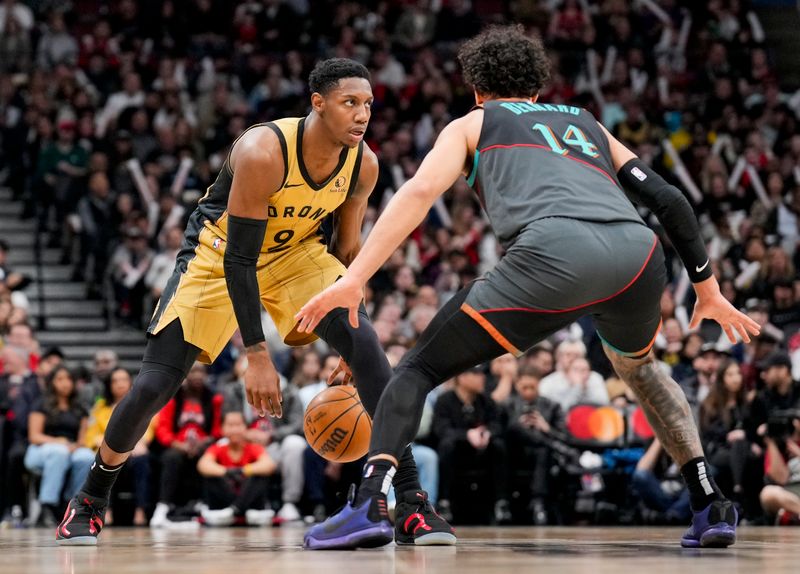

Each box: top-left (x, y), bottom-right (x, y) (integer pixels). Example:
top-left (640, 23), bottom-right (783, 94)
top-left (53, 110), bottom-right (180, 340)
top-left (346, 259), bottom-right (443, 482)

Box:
top-left (566, 405), bottom-right (653, 444)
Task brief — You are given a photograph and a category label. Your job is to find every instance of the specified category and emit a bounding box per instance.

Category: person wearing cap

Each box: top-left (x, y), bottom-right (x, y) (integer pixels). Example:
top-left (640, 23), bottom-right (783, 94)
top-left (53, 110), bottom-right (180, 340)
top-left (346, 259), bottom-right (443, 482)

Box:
top-left (748, 352), bottom-right (800, 443)
top-left (432, 366), bottom-right (510, 525)
top-left (33, 113), bottom-right (88, 247)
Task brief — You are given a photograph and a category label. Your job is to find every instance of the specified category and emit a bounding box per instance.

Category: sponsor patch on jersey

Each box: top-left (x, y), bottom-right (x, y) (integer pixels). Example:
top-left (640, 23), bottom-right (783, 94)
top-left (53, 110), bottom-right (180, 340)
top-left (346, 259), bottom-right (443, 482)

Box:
top-left (631, 167), bottom-right (647, 181)
top-left (333, 176), bottom-right (347, 191)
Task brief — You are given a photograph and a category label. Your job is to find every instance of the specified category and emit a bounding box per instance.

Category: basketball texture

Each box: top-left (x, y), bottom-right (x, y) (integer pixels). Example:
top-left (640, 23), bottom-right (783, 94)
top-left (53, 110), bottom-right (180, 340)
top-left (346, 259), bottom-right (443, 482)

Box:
top-left (303, 385), bottom-right (372, 462)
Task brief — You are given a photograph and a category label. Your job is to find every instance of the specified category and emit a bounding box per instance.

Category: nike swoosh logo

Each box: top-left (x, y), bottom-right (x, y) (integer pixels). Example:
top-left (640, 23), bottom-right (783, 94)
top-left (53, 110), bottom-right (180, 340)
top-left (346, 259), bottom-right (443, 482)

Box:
top-left (284, 183), bottom-right (304, 188)
top-left (695, 260), bottom-right (710, 273)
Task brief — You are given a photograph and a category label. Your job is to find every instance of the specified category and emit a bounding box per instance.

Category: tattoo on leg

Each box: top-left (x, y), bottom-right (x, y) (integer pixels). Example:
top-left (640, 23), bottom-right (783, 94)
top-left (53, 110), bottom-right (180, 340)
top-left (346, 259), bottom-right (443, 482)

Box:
top-left (607, 352), bottom-right (703, 466)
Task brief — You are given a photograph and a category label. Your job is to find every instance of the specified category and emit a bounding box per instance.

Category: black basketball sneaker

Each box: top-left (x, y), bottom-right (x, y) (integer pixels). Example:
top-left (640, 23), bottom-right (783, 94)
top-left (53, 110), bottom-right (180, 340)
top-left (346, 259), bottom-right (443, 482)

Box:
top-left (56, 493), bottom-right (107, 546)
top-left (394, 490), bottom-right (456, 546)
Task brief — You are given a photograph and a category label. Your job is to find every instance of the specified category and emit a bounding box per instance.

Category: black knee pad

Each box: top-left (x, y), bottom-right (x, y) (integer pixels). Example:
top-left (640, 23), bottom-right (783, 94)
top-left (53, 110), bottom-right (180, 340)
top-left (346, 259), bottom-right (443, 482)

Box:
top-left (104, 363), bottom-right (185, 453)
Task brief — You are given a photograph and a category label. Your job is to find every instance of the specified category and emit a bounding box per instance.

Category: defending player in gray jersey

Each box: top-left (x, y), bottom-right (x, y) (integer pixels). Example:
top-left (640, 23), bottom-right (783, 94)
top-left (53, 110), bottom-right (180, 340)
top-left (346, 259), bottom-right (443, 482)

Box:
top-left (297, 25), bottom-right (760, 551)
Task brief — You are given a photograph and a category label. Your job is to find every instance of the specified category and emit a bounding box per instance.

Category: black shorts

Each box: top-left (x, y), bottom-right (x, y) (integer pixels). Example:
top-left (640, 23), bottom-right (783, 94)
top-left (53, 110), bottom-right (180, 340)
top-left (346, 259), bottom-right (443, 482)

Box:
top-left (462, 217), bottom-right (666, 357)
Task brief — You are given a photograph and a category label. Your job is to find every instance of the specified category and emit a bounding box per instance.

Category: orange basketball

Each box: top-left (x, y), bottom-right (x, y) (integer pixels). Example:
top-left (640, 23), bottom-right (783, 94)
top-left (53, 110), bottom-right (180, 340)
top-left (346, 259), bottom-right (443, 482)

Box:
top-left (303, 385), bottom-right (372, 462)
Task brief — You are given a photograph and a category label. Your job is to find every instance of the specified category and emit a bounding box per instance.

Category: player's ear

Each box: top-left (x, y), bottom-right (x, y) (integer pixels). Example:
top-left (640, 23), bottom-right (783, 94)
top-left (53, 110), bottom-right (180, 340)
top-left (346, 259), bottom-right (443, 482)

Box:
top-left (531, 93), bottom-right (539, 103)
top-left (311, 92), bottom-right (325, 114)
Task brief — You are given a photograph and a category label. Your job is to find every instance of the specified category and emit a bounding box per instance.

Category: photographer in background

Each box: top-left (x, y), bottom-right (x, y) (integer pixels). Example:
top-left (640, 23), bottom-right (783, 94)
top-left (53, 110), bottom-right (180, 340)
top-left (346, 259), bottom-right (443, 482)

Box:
top-left (759, 410), bottom-right (800, 525)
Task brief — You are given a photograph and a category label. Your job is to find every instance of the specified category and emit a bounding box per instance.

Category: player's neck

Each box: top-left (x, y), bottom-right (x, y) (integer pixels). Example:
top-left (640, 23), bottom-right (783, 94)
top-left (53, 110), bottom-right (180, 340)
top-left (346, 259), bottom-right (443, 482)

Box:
top-left (302, 112), bottom-right (344, 158)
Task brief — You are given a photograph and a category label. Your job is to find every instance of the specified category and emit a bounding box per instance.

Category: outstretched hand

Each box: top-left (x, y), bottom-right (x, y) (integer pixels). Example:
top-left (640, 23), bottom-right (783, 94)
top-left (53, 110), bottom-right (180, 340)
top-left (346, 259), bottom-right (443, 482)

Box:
top-left (295, 276), bottom-right (363, 334)
top-left (689, 290), bottom-right (761, 344)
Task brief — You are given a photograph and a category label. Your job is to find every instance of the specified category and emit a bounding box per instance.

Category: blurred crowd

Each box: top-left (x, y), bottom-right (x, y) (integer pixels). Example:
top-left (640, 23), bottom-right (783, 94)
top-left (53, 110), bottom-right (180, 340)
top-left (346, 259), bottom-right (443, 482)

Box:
top-left (1, 0), bottom-right (799, 528)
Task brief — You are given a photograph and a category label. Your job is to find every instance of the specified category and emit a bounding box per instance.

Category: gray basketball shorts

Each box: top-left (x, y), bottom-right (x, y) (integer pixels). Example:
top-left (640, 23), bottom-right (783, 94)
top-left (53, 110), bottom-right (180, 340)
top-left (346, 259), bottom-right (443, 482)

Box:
top-left (462, 217), bottom-right (666, 357)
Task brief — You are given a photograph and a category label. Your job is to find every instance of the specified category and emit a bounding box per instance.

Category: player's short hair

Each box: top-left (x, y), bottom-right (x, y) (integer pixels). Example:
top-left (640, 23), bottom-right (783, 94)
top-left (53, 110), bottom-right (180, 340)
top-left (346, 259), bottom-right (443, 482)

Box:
top-left (309, 58), bottom-right (371, 95)
top-left (458, 25), bottom-right (551, 99)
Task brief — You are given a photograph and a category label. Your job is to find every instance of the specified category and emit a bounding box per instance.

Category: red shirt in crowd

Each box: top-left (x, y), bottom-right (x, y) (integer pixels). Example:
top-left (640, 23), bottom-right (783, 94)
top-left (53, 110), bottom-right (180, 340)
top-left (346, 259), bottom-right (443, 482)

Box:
top-left (155, 395), bottom-right (223, 446)
top-left (205, 440), bottom-right (265, 469)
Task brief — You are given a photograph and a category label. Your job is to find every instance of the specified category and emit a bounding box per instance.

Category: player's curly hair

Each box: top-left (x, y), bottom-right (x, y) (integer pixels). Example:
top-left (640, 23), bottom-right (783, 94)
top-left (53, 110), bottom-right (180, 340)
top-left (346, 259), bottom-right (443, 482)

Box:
top-left (309, 58), bottom-right (371, 95)
top-left (458, 25), bottom-right (550, 98)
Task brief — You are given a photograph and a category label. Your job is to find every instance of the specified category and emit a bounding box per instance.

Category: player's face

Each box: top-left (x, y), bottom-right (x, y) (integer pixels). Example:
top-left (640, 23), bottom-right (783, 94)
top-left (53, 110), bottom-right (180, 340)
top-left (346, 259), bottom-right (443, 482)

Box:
top-left (317, 78), bottom-right (373, 148)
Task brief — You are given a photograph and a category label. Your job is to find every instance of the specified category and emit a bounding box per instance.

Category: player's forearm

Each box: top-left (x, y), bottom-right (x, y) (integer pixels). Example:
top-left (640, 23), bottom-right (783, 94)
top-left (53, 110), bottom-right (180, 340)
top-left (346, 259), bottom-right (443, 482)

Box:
top-left (347, 181), bottom-right (436, 285)
top-left (223, 215), bottom-right (267, 349)
top-left (617, 158), bottom-right (712, 283)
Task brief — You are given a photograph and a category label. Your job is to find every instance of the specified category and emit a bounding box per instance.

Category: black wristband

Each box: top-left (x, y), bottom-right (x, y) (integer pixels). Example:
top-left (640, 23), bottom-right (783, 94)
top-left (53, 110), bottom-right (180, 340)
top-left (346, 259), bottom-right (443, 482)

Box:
top-left (617, 158), bottom-right (712, 283)
top-left (223, 214), bottom-right (267, 347)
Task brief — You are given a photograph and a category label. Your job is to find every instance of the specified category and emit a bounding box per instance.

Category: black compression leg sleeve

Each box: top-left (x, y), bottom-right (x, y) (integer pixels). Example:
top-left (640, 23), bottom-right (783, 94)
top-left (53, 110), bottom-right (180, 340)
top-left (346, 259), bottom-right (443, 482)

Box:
top-left (315, 306), bottom-right (421, 495)
top-left (104, 320), bottom-right (201, 453)
top-left (314, 305), bottom-right (390, 417)
top-left (369, 286), bottom-right (506, 460)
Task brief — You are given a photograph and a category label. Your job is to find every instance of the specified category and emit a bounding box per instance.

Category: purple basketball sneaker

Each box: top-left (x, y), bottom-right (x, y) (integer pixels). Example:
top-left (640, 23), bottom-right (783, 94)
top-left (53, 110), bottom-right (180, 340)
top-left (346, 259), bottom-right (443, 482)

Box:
top-left (304, 485), bottom-right (393, 550)
top-left (681, 499), bottom-right (737, 548)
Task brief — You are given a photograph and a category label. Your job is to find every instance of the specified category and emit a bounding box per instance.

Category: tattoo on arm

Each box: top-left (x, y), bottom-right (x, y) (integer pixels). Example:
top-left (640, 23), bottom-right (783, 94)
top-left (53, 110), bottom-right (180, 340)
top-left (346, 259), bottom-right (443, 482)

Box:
top-left (609, 355), bottom-right (703, 466)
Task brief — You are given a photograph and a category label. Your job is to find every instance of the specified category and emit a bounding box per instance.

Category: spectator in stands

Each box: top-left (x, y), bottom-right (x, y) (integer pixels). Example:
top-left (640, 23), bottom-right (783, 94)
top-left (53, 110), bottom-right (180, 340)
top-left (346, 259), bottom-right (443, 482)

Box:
top-left (151, 362), bottom-right (221, 528)
top-left (700, 360), bottom-right (760, 503)
top-left (433, 367), bottom-right (510, 524)
top-left (295, 350), bottom-right (328, 410)
top-left (678, 343), bottom-right (722, 409)
top-left (0, 345), bottom-right (39, 525)
top-left (84, 368), bottom-right (151, 526)
top-left (522, 345), bottom-right (555, 377)
top-left (505, 365), bottom-right (565, 525)
top-left (632, 438), bottom-right (691, 524)
top-left (222, 354), bottom-right (307, 522)
top-left (34, 116), bottom-right (87, 249)
top-left (198, 411), bottom-right (276, 527)
top-left (0, 239), bottom-right (30, 295)
top-left (75, 171), bottom-right (115, 297)
top-left (540, 340), bottom-right (608, 411)
top-left (749, 352), bottom-right (800, 434)
top-left (542, 352), bottom-right (609, 412)
top-left (487, 353), bottom-right (518, 405)
top-left (109, 227), bottom-right (154, 328)
top-left (24, 365), bottom-right (94, 526)
top-left (79, 349), bottom-right (119, 409)
top-left (145, 226), bottom-right (183, 302)
top-left (760, 411), bottom-right (800, 525)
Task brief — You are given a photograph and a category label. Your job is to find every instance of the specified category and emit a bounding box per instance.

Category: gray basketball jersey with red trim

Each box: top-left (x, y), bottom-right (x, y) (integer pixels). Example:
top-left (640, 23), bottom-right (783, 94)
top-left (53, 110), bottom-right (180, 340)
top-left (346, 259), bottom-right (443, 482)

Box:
top-left (466, 101), bottom-right (644, 247)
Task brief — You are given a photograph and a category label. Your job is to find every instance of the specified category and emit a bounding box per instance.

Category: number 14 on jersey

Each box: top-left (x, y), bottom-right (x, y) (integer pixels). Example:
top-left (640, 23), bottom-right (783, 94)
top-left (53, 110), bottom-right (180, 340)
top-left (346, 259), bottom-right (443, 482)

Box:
top-left (531, 123), bottom-right (599, 158)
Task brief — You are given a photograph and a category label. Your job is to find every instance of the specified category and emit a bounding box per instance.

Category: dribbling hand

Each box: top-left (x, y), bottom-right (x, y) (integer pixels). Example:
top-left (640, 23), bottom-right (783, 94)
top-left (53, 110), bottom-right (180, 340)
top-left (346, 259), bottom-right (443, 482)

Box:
top-left (245, 351), bottom-right (283, 418)
top-left (327, 358), bottom-right (353, 386)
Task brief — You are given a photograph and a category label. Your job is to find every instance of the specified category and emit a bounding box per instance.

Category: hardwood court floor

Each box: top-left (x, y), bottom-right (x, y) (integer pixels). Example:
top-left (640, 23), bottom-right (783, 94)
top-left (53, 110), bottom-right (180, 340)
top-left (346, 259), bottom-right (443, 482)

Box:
top-left (1, 525), bottom-right (797, 574)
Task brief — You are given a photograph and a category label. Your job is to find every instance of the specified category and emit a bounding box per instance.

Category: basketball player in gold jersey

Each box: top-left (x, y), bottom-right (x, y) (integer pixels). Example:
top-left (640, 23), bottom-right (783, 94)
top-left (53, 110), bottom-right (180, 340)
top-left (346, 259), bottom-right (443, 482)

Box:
top-left (56, 59), bottom-right (454, 546)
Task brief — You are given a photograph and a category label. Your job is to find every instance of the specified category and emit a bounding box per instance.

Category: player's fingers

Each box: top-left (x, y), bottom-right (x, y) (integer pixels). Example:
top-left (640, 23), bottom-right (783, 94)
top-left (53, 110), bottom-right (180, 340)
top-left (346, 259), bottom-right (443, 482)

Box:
top-left (269, 396), bottom-right (282, 419)
top-left (745, 315), bottom-right (761, 335)
top-left (722, 323), bottom-right (736, 344)
top-left (734, 322), bottom-right (751, 344)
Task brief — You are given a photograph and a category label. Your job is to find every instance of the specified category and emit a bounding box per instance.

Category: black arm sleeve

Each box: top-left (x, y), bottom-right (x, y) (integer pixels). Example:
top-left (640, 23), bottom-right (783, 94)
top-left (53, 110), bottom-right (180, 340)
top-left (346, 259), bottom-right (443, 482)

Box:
top-left (617, 158), bottom-right (712, 283)
top-left (223, 215), bottom-right (268, 347)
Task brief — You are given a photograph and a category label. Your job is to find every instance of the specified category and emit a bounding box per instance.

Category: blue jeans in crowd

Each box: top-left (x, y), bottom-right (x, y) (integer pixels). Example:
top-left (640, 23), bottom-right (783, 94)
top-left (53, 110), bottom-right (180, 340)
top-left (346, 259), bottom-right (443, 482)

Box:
top-left (24, 443), bottom-right (95, 505)
top-left (631, 468), bottom-right (691, 522)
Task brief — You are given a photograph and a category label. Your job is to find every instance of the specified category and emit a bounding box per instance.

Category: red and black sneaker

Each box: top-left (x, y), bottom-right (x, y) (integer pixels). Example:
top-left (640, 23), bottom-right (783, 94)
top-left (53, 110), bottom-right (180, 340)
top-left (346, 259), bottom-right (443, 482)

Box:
top-left (56, 493), bottom-right (107, 546)
top-left (394, 490), bottom-right (456, 546)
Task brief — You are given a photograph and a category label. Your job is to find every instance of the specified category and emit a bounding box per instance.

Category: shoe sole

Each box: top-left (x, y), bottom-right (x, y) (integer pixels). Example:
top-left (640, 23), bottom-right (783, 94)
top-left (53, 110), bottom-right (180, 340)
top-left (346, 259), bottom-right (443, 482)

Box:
top-left (681, 525), bottom-right (736, 549)
top-left (56, 536), bottom-right (98, 546)
top-left (304, 524), bottom-right (393, 550)
top-left (396, 531), bottom-right (457, 546)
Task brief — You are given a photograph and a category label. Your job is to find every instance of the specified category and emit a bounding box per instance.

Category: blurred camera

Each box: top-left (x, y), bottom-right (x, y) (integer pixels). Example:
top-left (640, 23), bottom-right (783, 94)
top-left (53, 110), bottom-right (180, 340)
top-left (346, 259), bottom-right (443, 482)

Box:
top-left (766, 409), bottom-right (800, 440)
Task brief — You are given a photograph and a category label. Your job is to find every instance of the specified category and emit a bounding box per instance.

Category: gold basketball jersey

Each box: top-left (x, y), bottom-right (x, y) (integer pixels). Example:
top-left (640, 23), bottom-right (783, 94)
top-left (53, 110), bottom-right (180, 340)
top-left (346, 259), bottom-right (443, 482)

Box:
top-left (198, 117), bottom-right (363, 255)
